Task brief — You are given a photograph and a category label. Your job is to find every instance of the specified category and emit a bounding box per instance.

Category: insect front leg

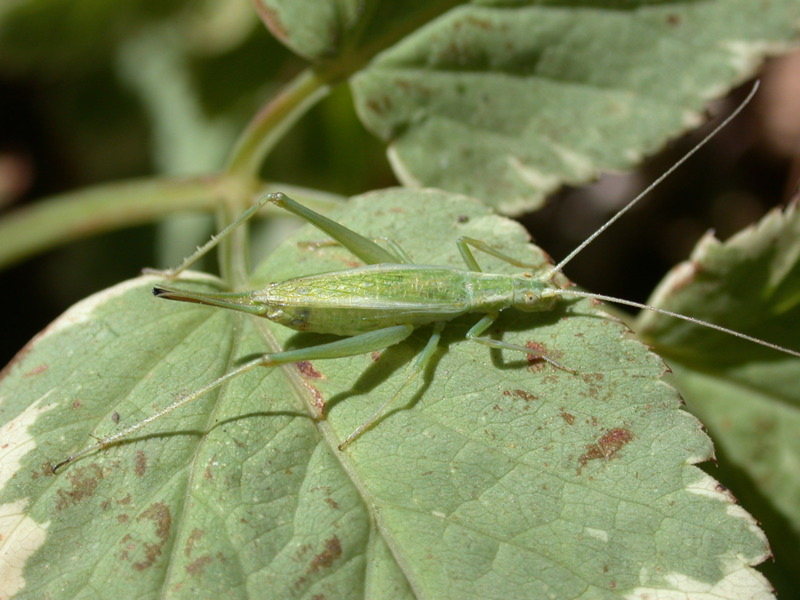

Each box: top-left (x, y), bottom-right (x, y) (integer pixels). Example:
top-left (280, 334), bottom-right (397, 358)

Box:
top-left (298, 236), bottom-right (414, 264)
top-left (143, 192), bottom-right (286, 280)
top-left (457, 237), bottom-right (544, 272)
top-left (145, 192), bottom-right (406, 281)
top-left (269, 193), bottom-right (405, 265)
top-left (466, 313), bottom-right (576, 374)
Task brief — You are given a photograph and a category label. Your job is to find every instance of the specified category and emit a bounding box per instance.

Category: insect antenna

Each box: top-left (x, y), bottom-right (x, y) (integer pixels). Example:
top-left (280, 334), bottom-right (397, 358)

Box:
top-left (533, 81), bottom-right (798, 359)
top-left (542, 288), bottom-right (800, 359)
top-left (541, 81), bottom-right (760, 282)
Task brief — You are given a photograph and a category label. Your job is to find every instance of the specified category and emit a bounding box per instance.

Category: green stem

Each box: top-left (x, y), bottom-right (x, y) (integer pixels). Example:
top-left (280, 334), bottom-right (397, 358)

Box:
top-left (0, 177), bottom-right (346, 270)
top-left (0, 176), bottom-right (220, 270)
top-left (226, 1), bottom-right (464, 180)
top-left (0, 3), bottom-right (467, 272)
top-left (225, 67), bottom-right (332, 179)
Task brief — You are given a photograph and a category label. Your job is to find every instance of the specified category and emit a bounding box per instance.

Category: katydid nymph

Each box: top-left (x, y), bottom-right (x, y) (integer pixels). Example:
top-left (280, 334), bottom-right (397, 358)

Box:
top-left (52, 83), bottom-right (800, 472)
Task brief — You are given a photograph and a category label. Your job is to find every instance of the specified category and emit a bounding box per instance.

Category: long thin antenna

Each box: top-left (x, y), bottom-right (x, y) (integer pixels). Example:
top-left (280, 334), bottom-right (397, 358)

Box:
top-left (542, 81), bottom-right (760, 281)
top-left (544, 287), bottom-right (800, 358)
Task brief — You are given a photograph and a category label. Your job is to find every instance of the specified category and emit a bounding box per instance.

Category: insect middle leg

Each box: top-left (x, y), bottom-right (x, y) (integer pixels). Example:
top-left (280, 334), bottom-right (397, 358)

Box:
top-left (457, 236), bottom-right (544, 272)
top-left (465, 314), bottom-right (575, 373)
top-left (298, 236), bottom-right (413, 264)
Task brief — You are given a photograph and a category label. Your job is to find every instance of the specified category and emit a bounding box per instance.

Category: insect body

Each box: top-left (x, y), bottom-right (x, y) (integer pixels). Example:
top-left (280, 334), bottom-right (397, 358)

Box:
top-left (155, 264), bottom-right (558, 337)
top-left (52, 82), bottom-right (800, 472)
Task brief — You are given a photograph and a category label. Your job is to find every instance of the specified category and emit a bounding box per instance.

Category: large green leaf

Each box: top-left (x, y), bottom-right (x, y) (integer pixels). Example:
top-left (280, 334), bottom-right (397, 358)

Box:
top-left (352, 0), bottom-right (800, 213)
top-left (635, 200), bottom-right (800, 566)
top-left (1, 190), bottom-right (771, 598)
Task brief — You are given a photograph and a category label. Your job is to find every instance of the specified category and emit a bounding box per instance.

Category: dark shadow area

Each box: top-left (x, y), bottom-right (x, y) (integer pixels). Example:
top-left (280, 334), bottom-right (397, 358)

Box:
top-left (699, 444), bottom-right (800, 597)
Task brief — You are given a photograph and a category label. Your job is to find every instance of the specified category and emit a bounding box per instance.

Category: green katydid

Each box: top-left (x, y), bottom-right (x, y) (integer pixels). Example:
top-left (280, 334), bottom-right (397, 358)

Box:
top-left (52, 82), bottom-right (800, 472)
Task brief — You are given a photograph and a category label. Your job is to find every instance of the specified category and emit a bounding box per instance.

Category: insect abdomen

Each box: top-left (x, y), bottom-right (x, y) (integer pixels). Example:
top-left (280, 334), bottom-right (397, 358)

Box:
top-left (255, 265), bottom-right (511, 336)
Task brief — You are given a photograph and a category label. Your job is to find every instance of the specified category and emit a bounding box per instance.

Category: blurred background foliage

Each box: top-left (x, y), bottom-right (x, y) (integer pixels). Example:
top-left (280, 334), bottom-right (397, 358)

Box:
top-left (0, 0), bottom-right (395, 366)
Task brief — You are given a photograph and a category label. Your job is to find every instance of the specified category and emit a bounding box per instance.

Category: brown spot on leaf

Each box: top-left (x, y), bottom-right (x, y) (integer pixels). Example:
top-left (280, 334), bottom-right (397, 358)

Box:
top-left (502, 389), bottom-right (537, 402)
top-left (293, 543), bottom-right (312, 562)
top-left (56, 465), bottom-right (104, 510)
top-left (185, 554), bottom-right (213, 576)
top-left (582, 373), bottom-right (604, 384)
top-left (302, 380), bottom-right (325, 415)
top-left (33, 463), bottom-right (52, 478)
top-left (294, 576), bottom-right (308, 591)
top-left (308, 536), bottom-right (342, 574)
top-left (23, 364), bottom-right (48, 377)
top-left (296, 361), bottom-right (323, 379)
top-left (124, 502), bottom-right (172, 571)
top-left (578, 428), bottom-right (633, 474)
top-left (525, 341), bottom-right (563, 371)
top-left (134, 450), bottom-right (147, 477)
top-left (560, 410), bottom-right (575, 425)
top-left (185, 528), bottom-right (204, 558)
top-left (143, 503), bottom-right (171, 543)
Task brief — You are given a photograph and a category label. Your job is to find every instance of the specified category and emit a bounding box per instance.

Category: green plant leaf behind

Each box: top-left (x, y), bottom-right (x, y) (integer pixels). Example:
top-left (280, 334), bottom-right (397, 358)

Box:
top-left (1, 190), bottom-right (772, 599)
top-left (352, 0), bottom-right (800, 214)
top-left (635, 200), bottom-right (800, 569)
top-left (252, 0), bottom-right (463, 63)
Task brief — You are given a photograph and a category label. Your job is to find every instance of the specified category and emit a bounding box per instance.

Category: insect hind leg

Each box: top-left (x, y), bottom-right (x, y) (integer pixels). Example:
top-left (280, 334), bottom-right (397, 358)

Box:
top-left (53, 324), bottom-right (418, 471)
top-left (339, 322), bottom-right (445, 449)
